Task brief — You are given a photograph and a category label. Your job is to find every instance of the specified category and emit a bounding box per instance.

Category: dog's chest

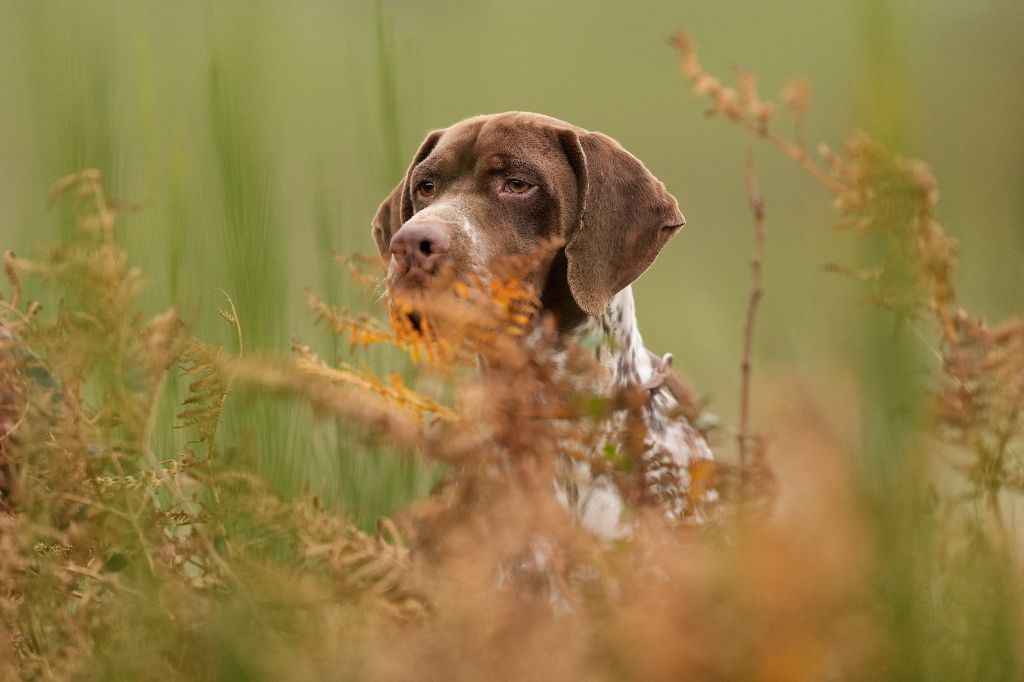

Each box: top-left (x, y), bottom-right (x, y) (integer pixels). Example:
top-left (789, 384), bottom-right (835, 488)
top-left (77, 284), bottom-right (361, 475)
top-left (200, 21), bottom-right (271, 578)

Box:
top-left (545, 287), bottom-right (714, 540)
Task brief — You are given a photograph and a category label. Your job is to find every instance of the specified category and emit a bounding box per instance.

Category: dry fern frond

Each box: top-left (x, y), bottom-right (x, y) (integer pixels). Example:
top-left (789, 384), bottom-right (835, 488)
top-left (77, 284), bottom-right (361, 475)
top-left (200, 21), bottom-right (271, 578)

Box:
top-left (176, 340), bottom-right (231, 452)
top-left (672, 30), bottom-right (1024, 537)
top-left (384, 244), bottom-right (548, 369)
top-left (291, 339), bottom-right (456, 424)
top-left (939, 315), bottom-right (1024, 493)
top-left (300, 510), bottom-right (426, 621)
top-left (305, 287), bottom-right (405, 351)
top-left (225, 354), bottom-right (425, 450)
top-left (672, 32), bottom-right (960, 339)
top-left (93, 458), bottom-right (191, 495)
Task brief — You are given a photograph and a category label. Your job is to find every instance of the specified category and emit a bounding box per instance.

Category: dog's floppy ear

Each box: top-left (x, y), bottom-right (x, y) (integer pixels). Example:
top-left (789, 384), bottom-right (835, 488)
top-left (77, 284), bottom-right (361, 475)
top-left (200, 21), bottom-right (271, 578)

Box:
top-left (371, 183), bottom-right (404, 258)
top-left (371, 129), bottom-right (445, 258)
top-left (558, 129), bottom-right (685, 316)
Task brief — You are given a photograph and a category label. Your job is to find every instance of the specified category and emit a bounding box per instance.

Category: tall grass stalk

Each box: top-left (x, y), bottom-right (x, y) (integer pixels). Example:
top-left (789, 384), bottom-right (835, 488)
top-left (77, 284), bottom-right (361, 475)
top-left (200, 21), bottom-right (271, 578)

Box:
top-left (856, 5), bottom-right (936, 677)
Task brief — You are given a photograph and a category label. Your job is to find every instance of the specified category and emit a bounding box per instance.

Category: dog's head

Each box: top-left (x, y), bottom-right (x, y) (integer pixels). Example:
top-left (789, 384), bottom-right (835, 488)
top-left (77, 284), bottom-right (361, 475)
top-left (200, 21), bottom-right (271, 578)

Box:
top-left (372, 112), bottom-right (684, 324)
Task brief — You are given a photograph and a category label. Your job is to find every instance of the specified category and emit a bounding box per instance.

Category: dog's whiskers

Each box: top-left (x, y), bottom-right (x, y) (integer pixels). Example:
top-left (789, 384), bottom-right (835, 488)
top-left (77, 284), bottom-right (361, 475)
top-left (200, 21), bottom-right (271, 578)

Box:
top-left (372, 273), bottom-right (389, 304)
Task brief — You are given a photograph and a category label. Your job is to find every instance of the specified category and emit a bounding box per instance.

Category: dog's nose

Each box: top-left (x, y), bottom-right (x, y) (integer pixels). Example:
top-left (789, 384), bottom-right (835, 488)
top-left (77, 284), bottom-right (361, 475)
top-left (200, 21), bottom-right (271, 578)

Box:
top-left (389, 221), bottom-right (452, 273)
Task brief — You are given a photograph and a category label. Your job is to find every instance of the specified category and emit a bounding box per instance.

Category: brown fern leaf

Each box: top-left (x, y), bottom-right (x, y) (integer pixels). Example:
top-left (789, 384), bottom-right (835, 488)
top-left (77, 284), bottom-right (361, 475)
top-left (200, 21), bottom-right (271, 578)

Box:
top-left (291, 340), bottom-right (455, 423)
top-left (938, 315), bottom-right (1024, 493)
top-left (177, 340), bottom-right (230, 450)
top-left (301, 510), bottom-right (426, 621)
top-left (305, 287), bottom-right (404, 351)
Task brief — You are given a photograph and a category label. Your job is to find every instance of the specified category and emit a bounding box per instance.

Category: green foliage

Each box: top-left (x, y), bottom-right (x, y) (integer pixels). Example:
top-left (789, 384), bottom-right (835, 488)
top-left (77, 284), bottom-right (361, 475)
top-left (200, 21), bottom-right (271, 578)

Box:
top-left (0, 175), bottom-right (424, 679)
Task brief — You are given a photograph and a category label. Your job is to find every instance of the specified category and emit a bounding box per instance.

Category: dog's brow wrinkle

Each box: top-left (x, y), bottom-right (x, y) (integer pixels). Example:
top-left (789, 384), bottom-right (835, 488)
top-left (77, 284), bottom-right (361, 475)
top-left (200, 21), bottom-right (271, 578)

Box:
top-left (483, 155), bottom-right (535, 174)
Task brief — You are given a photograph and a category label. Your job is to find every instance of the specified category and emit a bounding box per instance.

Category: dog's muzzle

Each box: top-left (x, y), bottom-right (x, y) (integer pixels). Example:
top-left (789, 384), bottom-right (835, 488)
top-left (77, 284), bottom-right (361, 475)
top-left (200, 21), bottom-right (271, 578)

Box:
top-left (388, 220), bottom-right (453, 290)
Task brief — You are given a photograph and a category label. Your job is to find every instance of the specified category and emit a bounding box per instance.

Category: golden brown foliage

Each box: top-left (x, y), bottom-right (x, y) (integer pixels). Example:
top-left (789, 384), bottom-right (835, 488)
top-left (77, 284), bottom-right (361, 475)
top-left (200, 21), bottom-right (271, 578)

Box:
top-left (674, 30), bottom-right (1024, 532)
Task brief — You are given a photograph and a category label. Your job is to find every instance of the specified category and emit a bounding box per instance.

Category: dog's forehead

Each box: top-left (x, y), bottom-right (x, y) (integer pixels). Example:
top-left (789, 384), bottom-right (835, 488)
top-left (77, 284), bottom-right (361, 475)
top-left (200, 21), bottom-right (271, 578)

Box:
top-left (430, 112), bottom-right (576, 169)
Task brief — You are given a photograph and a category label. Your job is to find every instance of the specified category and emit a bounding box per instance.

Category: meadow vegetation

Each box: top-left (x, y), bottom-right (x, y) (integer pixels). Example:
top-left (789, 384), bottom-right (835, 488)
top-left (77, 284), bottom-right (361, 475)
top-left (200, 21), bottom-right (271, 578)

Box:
top-left (0, 12), bottom-right (1023, 682)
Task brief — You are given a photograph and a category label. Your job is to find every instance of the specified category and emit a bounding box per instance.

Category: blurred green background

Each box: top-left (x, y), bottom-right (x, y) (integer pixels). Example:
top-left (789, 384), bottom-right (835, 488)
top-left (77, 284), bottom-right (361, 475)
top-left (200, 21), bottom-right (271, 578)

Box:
top-left (0, 0), bottom-right (1021, 523)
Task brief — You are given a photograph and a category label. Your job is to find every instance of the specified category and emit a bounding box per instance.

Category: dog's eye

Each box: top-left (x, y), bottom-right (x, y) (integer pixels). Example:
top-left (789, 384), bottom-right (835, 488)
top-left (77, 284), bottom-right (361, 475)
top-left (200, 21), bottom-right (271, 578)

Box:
top-left (416, 180), bottom-right (435, 197)
top-left (502, 179), bottom-right (532, 194)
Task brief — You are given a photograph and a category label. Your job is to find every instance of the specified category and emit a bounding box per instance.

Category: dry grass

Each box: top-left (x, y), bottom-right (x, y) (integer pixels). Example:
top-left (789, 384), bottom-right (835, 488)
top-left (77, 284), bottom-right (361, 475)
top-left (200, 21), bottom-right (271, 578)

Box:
top-left (0, 33), bottom-right (1020, 680)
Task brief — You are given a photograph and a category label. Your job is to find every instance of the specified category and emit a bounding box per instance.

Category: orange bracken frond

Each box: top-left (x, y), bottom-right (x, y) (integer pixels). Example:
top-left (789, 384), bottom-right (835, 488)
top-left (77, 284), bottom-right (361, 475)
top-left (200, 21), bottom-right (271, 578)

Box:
top-left (291, 340), bottom-right (456, 423)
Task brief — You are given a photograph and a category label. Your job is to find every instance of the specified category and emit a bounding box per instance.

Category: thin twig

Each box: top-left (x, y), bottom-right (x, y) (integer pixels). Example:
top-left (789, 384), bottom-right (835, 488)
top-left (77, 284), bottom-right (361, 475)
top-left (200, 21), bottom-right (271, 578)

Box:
top-left (671, 31), bottom-right (849, 197)
top-left (216, 288), bottom-right (243, 358)
top-left (738, 154), bottom-right (767, 491)
top-left (4, 251), bottom-right (21, 309)
top-left (734, 117), bottom-right (848, 195)
top-left (61, 564), bottom-right (146, 599)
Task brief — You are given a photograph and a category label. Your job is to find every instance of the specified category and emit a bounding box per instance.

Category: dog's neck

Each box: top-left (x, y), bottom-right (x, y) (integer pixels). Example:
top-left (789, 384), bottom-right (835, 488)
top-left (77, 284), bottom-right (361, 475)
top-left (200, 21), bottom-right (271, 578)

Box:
top-left (538, 250), bottom-right (588, 333)
top-left (533, 253), bottom-right (713, 539)
top-left (583, 287), bottom-right (661, 391)
top-left (539, 252), bottom-right (656, 392)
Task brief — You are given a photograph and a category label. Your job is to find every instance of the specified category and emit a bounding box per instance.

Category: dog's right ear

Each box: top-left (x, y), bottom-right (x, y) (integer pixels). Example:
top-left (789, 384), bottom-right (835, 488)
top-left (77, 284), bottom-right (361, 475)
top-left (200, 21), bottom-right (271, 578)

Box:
top-left (371, 129), bottom-right (445, 259)
top-left (557, 128), bottom-right (685, 316)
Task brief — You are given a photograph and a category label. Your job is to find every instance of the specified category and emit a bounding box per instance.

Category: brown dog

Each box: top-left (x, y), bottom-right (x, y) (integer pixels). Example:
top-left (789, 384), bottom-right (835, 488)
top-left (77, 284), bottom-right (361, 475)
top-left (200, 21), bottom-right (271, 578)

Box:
top-left (373, 112), bottom-right (712, 538)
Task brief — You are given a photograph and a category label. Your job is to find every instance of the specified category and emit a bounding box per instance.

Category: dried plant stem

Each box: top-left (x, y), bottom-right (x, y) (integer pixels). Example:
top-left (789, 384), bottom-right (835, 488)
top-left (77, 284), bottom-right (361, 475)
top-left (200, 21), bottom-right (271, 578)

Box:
top-left (735, 118), bottom-right (848, 196)
top-left (739, 154), bottom-right (766, 487)
top-left (988, 487), bottom-right (1008, 549)
top-left (672, 31), bottom-right (848, 197)
top-left (3, 251), bottom-right (21, 309)
top-left (217, 288), bottom-right (244, 358)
